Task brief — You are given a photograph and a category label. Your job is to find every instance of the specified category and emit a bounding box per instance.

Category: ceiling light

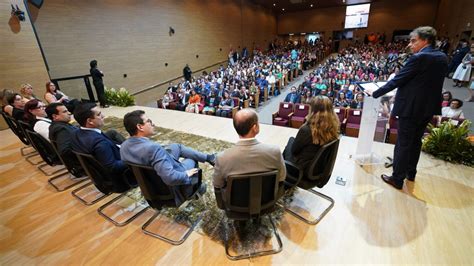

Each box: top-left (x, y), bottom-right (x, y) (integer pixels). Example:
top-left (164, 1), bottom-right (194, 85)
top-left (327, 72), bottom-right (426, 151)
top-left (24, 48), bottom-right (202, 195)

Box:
top-left (273, 3), bottom-right (276, 6)
top-left (310, 4), bottom-right (313, 7)
top-left (282, 8), bottom-right (285, 11)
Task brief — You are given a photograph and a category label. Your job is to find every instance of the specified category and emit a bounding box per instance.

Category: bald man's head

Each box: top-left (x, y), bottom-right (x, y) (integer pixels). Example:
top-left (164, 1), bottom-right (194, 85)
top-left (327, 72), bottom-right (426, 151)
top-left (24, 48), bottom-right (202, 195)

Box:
top-left (233, 109), bottom-right (259, 137)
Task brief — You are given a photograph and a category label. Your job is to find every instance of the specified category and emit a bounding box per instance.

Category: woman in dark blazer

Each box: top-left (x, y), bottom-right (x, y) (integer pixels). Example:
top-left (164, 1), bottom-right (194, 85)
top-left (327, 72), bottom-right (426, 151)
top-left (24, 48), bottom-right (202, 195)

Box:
top-left (90, 60), bottom-right (108, 108)
top-left (283, 96), bottom-right (340, 173)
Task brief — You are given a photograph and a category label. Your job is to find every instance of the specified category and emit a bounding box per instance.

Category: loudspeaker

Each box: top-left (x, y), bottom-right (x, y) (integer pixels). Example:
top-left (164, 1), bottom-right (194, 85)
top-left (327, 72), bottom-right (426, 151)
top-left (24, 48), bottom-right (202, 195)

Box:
top-left (29, 0), bottom-right (44, 9)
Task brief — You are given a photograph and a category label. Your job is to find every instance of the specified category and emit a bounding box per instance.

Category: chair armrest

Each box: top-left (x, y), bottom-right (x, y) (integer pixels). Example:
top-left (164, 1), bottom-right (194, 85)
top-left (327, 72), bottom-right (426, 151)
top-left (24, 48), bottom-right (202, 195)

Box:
top-left (272, 111), bottom-right (279, 120)
top-left (284, 160), bottom-right (303, 189)
top-left (243, 99), bottom-right (249, 108)
top-left (231, 108), bottom-right (237, 118)
top-left (287, 112), bottom-right (294, 119)
top-left (214, 187), bottom-right (225, 209)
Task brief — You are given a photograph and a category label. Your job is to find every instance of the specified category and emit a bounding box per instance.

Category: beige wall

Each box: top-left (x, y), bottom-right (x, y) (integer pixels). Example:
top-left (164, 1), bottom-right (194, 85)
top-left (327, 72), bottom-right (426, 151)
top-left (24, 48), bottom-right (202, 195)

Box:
top-left (435, 0), bottom-right (474, 47)
top-left (0, 0), bottom-right (49, 129)
top-left (31, 0), bottom-right (276, 104)
top-left (277, 0), bottom-right (439, 42)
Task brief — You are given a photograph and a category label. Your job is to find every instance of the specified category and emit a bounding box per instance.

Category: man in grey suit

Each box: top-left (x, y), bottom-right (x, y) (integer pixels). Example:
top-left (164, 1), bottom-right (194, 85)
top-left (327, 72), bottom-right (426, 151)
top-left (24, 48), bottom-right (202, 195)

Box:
top-left (120, 110), bottom-right (215, 205)
top-left (212, 109), bottom-right (286, 188)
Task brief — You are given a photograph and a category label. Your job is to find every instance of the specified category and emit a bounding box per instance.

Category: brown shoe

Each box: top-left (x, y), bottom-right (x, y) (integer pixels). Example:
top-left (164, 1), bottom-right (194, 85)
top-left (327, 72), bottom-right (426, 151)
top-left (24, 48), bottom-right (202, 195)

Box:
top-left (381, 174), bottom-right (403, 190)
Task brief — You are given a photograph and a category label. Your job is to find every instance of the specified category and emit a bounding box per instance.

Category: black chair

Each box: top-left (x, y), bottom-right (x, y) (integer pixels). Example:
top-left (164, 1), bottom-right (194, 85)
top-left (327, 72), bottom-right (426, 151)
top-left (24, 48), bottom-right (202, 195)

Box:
top-left (214, 170), bottom-right (283, 260)
top-left (72, 151), bottom-right (147, 226)
top-left (125, 161), bottom-right (204, 245)
top-left (48, 139), bottom-right (88, 192)
top-left (1, 111), bottom-right (38, 159)
top-left (284, 138), bottom-right (340, 225)
top-left (25, 129), bottom-right (68, 177)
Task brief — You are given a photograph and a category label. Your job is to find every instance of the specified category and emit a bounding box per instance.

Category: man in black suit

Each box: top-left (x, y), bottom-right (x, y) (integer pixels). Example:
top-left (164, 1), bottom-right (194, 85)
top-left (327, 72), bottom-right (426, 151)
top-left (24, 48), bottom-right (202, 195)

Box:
top-left (371, 26), bottom-right (448, 190)
top-left (70, 103), bottom-right (129, 179)
top-left (47, 102), bottom-right (85, 178)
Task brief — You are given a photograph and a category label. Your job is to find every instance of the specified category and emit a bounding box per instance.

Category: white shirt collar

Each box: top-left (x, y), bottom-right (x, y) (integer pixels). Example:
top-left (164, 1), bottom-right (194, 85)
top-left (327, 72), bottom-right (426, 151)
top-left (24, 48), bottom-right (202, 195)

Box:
top-left (80, 127), bottom-right (102, 134)
top-left (36, 116), bottom-right (51, 123)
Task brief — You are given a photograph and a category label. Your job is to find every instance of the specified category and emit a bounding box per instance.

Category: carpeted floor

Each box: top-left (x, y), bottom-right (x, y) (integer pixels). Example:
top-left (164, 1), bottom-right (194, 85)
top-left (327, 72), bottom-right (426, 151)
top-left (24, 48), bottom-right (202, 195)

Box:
top-left (103, 116), bottom-right (295, 252)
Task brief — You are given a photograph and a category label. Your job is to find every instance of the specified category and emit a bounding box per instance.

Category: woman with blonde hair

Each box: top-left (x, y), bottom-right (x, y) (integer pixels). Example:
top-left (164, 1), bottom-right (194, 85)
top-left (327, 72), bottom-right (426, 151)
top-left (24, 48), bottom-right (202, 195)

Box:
top-left (19, 83), bottom-right (37, 101)
top-left (283, 95), bottom-right (340, 173)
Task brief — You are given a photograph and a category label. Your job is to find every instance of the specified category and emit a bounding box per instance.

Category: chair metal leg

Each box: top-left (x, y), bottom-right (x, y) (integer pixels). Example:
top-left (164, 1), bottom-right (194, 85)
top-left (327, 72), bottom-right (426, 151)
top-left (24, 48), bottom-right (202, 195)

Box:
top-left (38, 163), bottom-right (67, 176)
top-left (97, 191), bottom-right (149, 227)
top-left (142, 210), bottom-right (202, 245)
top-left (25, 153), bottom-right (43, 165)
top-left (284, 187), bottom-right (335, 225)
top-left (21, 146), bottom-right (36, 156)
top-left (71, 181), bottom-right (110, 206)
top-left (48, 173), bottom-right (89, 192)
top-left (225, 215), bottom-right (283, 260)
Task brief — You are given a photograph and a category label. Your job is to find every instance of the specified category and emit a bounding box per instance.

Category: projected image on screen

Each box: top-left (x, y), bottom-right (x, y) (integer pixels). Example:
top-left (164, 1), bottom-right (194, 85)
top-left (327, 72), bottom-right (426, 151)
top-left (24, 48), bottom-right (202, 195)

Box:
top-left (345, 4), bottom-right (371, 29)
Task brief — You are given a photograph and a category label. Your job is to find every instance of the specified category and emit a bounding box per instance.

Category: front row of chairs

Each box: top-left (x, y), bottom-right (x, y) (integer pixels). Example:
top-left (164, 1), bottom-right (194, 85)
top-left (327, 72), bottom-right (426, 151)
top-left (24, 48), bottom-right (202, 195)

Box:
top-left (3, 109), bottom-right (340, 260)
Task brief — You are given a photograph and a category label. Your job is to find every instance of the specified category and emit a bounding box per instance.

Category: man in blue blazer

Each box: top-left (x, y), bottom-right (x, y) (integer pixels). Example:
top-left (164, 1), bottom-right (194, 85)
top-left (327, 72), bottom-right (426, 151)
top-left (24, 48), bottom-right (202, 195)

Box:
top-left (120, 110), bottom-right (215, 205)
top-left (71, 103), bottom-right (129, 179)
top-left (284, 86), bottom-right (301, 104)
top-left (371, 26), bottom-right (448, 190)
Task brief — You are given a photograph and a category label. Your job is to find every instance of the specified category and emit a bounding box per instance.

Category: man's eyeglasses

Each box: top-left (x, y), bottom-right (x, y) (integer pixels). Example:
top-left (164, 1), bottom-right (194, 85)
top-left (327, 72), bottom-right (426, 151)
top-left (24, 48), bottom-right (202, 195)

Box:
top-left (143, 118), bottom-right (153, 126)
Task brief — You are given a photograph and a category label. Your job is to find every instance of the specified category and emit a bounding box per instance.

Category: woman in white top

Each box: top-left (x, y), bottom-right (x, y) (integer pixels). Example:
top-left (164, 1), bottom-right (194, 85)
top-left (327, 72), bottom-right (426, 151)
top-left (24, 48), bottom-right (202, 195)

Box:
top-left (441, 99), bottom-right (465, 119)
top-left (452, 44), bottom-right (473, 87)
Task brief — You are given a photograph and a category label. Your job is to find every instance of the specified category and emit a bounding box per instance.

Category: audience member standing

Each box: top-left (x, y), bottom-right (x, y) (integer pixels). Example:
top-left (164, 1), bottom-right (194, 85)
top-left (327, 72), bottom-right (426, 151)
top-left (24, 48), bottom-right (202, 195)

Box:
top-left (183, 64), bottom-right (192, 81)
top-left (90, 60), bottom-right (108, 108)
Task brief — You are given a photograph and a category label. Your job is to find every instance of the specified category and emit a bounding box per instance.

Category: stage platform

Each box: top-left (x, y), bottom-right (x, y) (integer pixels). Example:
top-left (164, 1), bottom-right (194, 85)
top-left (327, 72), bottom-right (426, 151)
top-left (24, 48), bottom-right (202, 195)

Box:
top-left (1, 106), bottom-right (472, 264)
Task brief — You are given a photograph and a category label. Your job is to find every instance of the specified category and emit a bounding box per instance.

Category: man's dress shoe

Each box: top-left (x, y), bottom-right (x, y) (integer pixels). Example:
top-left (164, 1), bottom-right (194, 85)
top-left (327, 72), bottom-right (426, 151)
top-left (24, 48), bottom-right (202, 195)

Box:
top-left (381, 174), bottom-right (403, 190)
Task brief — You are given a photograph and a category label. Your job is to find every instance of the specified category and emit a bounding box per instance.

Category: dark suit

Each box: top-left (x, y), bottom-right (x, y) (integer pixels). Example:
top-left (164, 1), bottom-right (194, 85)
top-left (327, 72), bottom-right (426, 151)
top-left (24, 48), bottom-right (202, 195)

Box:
top-left (49, 121), bottom-right (85, 177)
top-left (283, 124), bottom-right (321, 175)
top-left (90, 68), bottom-right (106, 106)
top-left (71, 128), bottom-right (128, 178)
top-left (372, 46), bottom-right (448, 185)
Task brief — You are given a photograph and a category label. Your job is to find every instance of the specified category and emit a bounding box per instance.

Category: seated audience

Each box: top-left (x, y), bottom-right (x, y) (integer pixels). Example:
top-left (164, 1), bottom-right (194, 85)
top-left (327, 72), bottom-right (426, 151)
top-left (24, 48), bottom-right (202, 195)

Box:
top-left (47, 102), bottom-right (85, 177)
top-left (441, 91), bottom-right (452, 107)
top-left (202, 91), bottom-right (220, 115)
top-left (7, 93), bottom-right (25, 121)
top-left (216, 91), bottom-right (234, 117)
top-left (44, 81), bottom-right (78, 112)
top-left (20, 83), bottom-right (37, 101)
top-left (212, 109), bottom-right (286, 188)
top-left (283, 96), bottom-right (340, 174)
top-left (1, 89), bottom-right (14, 115)
top-left (284, 86), bottom-right (301, 104)
top-left (185, 89), bottom-right (201, 113)
top-left (350, 93), bottom-right (365, 109)
top-left (121, 110), bottom-right (215, 205)
top-left (333, 92), bottom-right (350, 108)
top-left (70, 103), bottom-right (130, 180)
top-left (23, 99), bottom-right (51, 140)
top-left (441, 99), bottom-right (465, 119)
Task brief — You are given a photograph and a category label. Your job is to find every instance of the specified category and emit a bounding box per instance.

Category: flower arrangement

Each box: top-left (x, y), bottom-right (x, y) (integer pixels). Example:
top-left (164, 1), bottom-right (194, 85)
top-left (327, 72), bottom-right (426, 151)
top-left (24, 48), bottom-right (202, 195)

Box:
top-left (104, 87), bottom-right (135, 107)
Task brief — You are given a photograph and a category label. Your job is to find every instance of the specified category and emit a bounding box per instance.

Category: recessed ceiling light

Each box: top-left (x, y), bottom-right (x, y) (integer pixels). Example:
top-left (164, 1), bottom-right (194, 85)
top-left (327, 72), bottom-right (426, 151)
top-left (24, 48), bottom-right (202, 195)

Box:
top-left (273, 3), bottom-right (276, 6)
top-left (310, 4), bottom-right (313, 7)
top-left (282, 8), bottom-right (285, 11)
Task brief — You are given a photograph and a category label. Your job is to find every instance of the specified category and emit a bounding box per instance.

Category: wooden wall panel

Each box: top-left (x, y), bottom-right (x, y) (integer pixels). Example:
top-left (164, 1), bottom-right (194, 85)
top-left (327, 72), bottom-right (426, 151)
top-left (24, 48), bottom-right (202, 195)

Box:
top-left (0, 0), bottom-right (49, 129)
top-left (32, 0), bottom-right (276, 102)
top-left (434, 0), bottom-right (474, 48)
top-left (277, 0), bottom-right (439, 42)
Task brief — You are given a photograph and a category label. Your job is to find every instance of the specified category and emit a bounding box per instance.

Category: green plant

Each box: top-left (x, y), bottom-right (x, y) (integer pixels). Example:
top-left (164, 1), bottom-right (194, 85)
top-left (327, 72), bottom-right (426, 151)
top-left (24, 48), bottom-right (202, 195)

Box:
top-left (422, 119), bottom-right (474, 166)
top-left (104, 87), bottom-right (135, 107)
